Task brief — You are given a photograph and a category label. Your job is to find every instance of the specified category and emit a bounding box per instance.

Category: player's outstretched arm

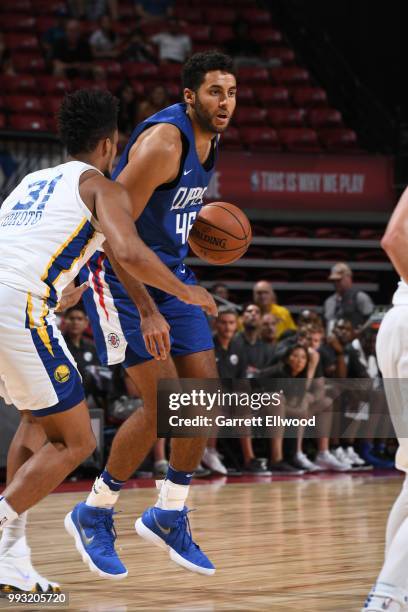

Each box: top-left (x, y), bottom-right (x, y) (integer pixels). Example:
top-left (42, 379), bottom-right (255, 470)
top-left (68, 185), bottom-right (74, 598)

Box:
top-left (103, 241), bottom-right (171, 360)
top-left (382, 187), bottom-right (408, 282)
top-left (89, 175), bottom-right (217, 316)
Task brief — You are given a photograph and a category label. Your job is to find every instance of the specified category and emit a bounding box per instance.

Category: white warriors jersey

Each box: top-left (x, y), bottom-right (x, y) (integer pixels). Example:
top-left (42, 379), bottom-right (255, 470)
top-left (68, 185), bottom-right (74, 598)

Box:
top-left (0, 160), bottom-right (105, 311)
top-left (392, 278), bottom-right (408, 305)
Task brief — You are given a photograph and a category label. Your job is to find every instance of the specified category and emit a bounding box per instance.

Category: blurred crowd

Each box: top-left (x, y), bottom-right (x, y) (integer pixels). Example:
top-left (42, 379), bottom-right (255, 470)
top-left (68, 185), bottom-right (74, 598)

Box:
top-left (59, 261), bottom-right (395, 479)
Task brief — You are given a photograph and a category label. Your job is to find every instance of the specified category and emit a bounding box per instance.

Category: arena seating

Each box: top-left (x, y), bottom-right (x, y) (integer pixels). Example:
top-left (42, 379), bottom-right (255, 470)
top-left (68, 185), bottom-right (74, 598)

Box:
top-left (0, 0), bottom-right (360, 151)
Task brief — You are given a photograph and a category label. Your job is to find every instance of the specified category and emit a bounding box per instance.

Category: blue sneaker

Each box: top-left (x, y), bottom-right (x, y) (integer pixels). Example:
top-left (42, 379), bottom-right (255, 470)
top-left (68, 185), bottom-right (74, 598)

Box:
top-left (64, 502), bottom-right (127, 580)
top-left (135, 506), bottom-right (215, 576)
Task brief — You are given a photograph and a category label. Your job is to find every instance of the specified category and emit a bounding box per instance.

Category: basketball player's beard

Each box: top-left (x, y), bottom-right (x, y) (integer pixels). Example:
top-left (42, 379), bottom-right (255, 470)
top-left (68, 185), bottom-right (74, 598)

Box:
top-left (192, 96), bottom-right (228, 134)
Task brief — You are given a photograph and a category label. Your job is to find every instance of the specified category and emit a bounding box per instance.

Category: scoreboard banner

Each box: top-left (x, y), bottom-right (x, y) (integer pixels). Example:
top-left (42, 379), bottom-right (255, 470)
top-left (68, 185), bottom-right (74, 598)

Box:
top-left (205, 152), bottom-right (395, 212)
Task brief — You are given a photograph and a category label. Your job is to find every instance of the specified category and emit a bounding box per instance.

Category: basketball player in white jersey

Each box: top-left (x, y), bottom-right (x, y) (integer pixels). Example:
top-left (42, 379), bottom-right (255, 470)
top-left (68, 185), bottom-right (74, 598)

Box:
top-left (362, 188), bottom-right (408, 611)
top-left (0, 89), bottom-right (216, 594)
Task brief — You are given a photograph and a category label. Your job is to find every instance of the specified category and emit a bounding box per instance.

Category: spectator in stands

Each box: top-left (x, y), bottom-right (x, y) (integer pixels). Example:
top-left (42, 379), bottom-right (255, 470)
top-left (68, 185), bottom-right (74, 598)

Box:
top-left (203, 307), bottom-right (247, 475)
top-left (52, 19), bottom-right (93, 78)
top-left (320, 317), bottom-right (372, 468)
top-left (212, 283), bottom-right (230, 302)
top-left (234, 304), bottom-right (286, 474)
top-left (151, 18), bottom-right (191, 64)
top-left (117, 82), bottom-right (138, 144)
top-left (135, 0), bottom-right (174, 21)
top-left (90, 15), bottom-right (120, 58)
top-left (225, 19), bottom-right (262, 68)
top-left (253, 280), bottom-right (297, 340)
top-left (63, 306), bottom-right (99, 395)
top-left (69, 0), bottom-right (118, 21)
top-left (121, 28), bottom-right (156, 63)
top-left (0, 33), bottom-right (15, 75)
top-left (42, 8), bottom-right (68, 61)
top-left (260, 313), bottom-right (278, 350)
top-left (298, 308), bottom-right (324, 328)
top-left (138, 85), bottom-right (170, 122)
top-left (324, 262), bottom-right (374, 334)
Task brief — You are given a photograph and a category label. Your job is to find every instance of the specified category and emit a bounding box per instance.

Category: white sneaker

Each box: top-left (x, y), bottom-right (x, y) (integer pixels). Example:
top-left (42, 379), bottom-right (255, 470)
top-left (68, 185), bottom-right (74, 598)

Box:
top-left (0, 541), bottom-right (60, 593)
top-left (333, 446), bottom-right (353, 468)
top-left (315, 450), bottom-right (350, 472)
top-left (345, 446), bottom-right (366, 466)
top-left (202, 447), bottom-right (227, 475)
top-left (294, 451), bottom-right (322, 472)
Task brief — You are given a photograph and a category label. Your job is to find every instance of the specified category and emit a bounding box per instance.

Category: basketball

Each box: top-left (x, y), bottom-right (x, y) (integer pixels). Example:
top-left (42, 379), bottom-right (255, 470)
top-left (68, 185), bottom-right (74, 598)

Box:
top-left (188, 202), bottom-right (252, 265)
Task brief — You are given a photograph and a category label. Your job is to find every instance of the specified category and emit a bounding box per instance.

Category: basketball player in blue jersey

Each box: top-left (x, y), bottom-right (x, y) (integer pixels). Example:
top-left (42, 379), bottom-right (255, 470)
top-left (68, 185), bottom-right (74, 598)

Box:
top-left (65, 52), bottom-right (237, 578)
top-left (0, 89), bottom-right (217, 593)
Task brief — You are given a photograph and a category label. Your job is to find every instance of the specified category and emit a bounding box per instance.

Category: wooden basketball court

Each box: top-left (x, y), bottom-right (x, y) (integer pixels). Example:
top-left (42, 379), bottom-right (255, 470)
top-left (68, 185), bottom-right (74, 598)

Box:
top-left (9, 472), bottom-right (403, 611)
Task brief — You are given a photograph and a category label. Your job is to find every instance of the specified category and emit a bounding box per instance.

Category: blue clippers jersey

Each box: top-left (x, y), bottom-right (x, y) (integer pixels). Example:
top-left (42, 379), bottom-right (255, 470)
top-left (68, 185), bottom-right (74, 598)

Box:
top-left (112, 102), bottom-right (218, 268)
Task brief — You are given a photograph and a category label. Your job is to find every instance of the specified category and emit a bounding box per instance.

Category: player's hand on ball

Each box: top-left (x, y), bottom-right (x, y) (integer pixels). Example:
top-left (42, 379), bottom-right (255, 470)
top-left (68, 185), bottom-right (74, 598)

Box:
top-left (141, 311), bottom-right (171, 360)
top-left (183, 286), bottom-right (218, 317)
top-left (55, 282), bottom-right (89, 312)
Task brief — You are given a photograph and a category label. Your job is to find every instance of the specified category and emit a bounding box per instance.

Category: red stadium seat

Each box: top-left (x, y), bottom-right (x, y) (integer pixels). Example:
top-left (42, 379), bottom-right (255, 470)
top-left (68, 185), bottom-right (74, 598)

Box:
top-left (308, 108), bottom-right (342, 128)
top-left (272, 226), bottom-right (311, 238)
top-left (0, 0), bottom-right (32, 13)
top-left (192, 43), bottom-right (214, 53)
top-left (9, 115), bottom-right (47, 131)
top-left (4, 34), bottom-right (39, 51)
top-left (2, 14), bottom-right (36, 31)
top-left (158, 63), bottom-right (182, 81)
top-left (0, 114), bottom-right (6, 129)
top-left (31, 0), bottom-right (67, 14)
top-left (0, 74), bottom-right (37, 94)
top-left (355, 250), bottom-right (388, 262)
top-left (263, 47), bottom-right (295, 64)
top-left (314, 227), bottom-right (354, 239)
top-left (237, 85), bottom-right (255, 105)
top-left (44, 96), bottom-right (63, 116)
top-left (241, 8), bottom-right (271, 25)
top-left (237, 66), bottom-right (269, 84)
top-left (37, 76), bottom-right (71, 95)
top-left (312, 249), bottom-right (348, 261)
top-left (129, 80), bottom-right (145, 96)
top-left (268, 108), bottom-right (305, 127)
top-left (250, 28), bottom-right (282, 45)
top-left (320, 128), bottom-right (358, 151)
top-left (205, 8), bottom-right (235, 24)
top-left (272, 248), bottom-right (309, 260)
top-left (5, 95), bottom-right (44, 114)
top-left (185, 24), bottom-right (211, 42)
top-left (288, 294), bottom-right (321, 307)
top-left (271, 66), bottom-right (310, 86)
top-left (258, 86), bottom-right (290, 106)
top-left (123, 62), bottom-right (159, 80)
top-left (292, 87), bottom-right (328, 107)
top-left (279, 128), bottom-right (321, 152)
top-left (240, 127), bottom-right (280, 151)
top-left (219, 127), bottom-right (242, 150)
top-left (71, 78), bottom-right (108, 91)
top-left (173, 7), bottom-right (202, 22)
top-left (94, 60), bottom-right (123, 78)
top-left (234, 107), bottom-right (268, 126)
top-left (212, 26), bottom-right (234, 44)
top-left (164, 82), bottom-right (181, 101)
top-left (35, 16), bottom-right (56, 34)
top-left (257, 270), bottom-right (290, 282)
top-left (12, 53), bottom-right (45, 73)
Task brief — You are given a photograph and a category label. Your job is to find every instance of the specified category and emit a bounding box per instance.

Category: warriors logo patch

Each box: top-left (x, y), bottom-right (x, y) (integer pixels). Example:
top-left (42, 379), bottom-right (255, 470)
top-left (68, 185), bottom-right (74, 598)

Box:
top-left (54, 364), bottom-right (70, 383)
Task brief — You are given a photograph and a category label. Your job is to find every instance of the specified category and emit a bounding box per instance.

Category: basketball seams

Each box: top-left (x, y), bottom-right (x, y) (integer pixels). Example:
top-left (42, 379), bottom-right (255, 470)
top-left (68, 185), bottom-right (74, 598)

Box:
top-left (192, 217), bottom-right (245, 241)
top-left (205, 203), bottom-right (251, 242)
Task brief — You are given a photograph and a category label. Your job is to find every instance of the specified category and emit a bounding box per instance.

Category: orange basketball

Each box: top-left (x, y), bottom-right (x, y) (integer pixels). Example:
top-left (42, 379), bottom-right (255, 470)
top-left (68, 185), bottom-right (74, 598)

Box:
top-left (188, 202), bottom-right (252, 265)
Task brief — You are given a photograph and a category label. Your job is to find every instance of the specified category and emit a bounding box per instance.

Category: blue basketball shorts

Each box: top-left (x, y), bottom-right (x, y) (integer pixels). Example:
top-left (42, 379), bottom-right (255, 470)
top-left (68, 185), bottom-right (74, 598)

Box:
top-left (80, 255), bottom-right (214, 368)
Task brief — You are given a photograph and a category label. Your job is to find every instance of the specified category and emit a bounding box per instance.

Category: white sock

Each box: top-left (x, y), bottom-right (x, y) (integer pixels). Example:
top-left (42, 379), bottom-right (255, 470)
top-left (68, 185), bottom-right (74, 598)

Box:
top-left (0, 497), bottom-right (18, 531)
top-left (0, 511), bottom-right (29, 557)
top-left (385, 475), bottom-right (408, 557)
top-left (155, 479), bottom-right (189, 511)
top-left (86, 476), bottom-right (120, 509)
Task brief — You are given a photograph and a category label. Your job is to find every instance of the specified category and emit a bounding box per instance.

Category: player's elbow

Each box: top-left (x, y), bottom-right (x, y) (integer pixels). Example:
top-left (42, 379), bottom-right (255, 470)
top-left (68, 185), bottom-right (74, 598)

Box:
top-left (381, 228), bottom-right (403, 255)
top-left (112, 242), bottom-right (145, 270)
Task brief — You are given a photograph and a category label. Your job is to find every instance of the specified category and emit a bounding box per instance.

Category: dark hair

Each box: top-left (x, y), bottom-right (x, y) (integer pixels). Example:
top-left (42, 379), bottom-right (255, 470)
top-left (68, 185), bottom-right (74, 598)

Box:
top-left (217, 306), bottom-right (238, 318)
top-left (284, 343), bottom-right (309, 375)
top-left (64, 304), bottom-right (87, 317)
top-left (182, 51), bottom-right (235, 91)
top-left (58, 89), bottom-right (119, 155)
